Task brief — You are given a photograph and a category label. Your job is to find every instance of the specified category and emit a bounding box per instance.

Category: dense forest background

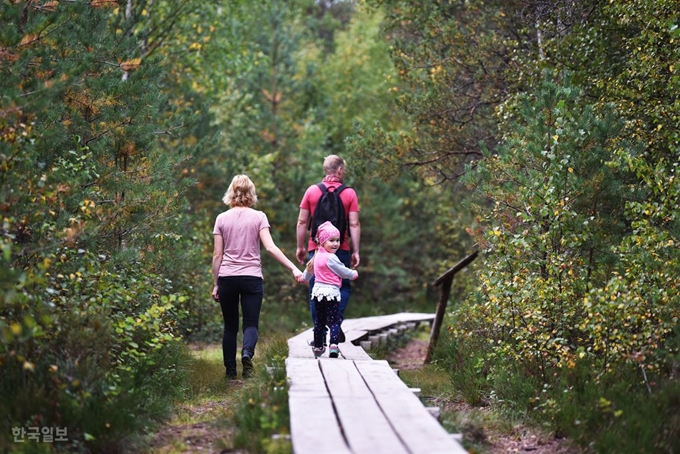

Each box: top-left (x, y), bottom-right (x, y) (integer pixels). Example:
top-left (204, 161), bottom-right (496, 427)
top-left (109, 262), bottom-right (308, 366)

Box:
top-left (1, 0), bottom-right (678, 452)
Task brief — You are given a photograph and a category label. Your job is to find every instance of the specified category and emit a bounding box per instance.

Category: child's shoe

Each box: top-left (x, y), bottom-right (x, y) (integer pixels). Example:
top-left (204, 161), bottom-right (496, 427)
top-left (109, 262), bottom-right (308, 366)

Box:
top-left (312, 345), bottom-right (326, 358)
top-left (329, 344), bottom-right (339, 358)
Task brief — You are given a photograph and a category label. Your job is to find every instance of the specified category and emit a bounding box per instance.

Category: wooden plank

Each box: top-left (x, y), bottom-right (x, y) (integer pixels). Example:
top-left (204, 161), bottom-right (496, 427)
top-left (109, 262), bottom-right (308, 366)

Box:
top-left (354, 361), bottom-right (467, 454)
top-left (286, 314), bottom-right (467, 454)
top-left (289, 396), bottom-right (350, 454)
top-left (288, 313), bottom-right (435, 352)
top-left (343, 329), bottom-right (368, 343)
top-left (288, 339), bottom-right (315, 359)
top-left (352, 360), bottom-right (409, 392)
top-left (320, 360), bottom-right (408, 454)
top-left (286, 357), bottom-right (327, 396)
top-left (288, 328), bottom-right (316, 359)
top-left (342, 313), bottom-right (435, 333)
top-left (286, 358), bottom-right (351, 454)
top-left (337, 341), bottom-right (373, 361)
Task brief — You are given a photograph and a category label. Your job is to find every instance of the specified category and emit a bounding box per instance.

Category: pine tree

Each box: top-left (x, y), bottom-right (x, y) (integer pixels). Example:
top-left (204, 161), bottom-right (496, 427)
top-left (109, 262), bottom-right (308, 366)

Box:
top-left (0, 2), bottom-right (198, 448)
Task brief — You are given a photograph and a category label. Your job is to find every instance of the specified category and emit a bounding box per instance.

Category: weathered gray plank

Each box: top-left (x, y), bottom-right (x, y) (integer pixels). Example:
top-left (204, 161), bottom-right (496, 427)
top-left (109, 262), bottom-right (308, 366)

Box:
top-left (319, 359), bottom-right (408, 454)
top-left (341, 313), bottom-right (434, 333)
top-left (354, 360), bottom-right (467, 454)
top-left (288, 313), bottom-right (434, 353)
top-left (288, 338), bottom-right (315, 359)
top-left (286, 357), bottom-right (327, 397)
top-left (338, 341), bottom-right (373, 361)
top-left (289, 396), bottom-right (350, 454)
top-left (343, 329), bottom-right (367, 343)
top-left (286, 358), bottom-right (351, 454)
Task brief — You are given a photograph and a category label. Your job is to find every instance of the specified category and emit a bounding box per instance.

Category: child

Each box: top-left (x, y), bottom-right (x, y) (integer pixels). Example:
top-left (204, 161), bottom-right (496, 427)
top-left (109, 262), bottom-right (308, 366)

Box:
top-left (302, 221), bottom-right (358, 358)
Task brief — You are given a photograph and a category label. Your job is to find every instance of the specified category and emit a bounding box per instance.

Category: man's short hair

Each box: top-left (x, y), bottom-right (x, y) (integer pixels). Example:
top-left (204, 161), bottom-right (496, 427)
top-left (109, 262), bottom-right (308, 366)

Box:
top-left (323, 155), bottom-right (345, 175)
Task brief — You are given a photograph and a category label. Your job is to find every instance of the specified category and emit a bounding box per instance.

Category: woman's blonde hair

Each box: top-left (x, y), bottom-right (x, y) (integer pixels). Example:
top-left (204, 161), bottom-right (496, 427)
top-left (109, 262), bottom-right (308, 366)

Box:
top-left (222, 175), bottom-right (258, 207)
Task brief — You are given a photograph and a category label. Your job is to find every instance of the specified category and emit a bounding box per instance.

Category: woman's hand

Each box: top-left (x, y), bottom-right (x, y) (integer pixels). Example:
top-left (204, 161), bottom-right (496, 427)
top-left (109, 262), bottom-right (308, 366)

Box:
top-left (293, 268), bottom-right (305, 283)
top-left (212, 285), bottom-right (219, 301)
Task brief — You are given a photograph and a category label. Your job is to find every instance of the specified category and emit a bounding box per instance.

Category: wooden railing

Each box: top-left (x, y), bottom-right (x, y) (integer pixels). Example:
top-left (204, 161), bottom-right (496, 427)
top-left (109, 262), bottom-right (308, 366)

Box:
top-left (425, 251), bottom-right (479, 364)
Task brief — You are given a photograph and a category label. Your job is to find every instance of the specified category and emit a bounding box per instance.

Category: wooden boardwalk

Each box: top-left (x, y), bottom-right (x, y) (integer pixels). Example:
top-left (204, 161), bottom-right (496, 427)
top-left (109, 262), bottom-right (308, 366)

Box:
top-left (286, 313), bottom-right (467, 454)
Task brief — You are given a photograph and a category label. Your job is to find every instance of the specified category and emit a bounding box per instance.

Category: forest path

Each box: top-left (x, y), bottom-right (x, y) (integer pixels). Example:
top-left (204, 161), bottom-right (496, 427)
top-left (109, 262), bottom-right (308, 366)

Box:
top-left (286, 312), bottom-right (467, 454)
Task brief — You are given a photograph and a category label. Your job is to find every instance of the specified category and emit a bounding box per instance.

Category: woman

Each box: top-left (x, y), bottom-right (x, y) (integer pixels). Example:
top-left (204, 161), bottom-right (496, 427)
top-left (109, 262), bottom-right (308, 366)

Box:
top-left (212, 175), bottom-right (303, 379)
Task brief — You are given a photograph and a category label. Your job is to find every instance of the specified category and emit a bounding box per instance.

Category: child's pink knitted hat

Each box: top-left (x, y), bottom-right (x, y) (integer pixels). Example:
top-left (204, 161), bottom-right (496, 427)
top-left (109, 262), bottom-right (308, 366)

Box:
top-left (317, 221), bottom-right (340, 245)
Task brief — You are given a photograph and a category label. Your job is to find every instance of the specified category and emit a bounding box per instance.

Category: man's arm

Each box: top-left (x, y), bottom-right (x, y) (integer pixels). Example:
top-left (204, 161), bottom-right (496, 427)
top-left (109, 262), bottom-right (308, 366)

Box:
top-left (349, 211), bottom-right (360, 268)
top-left (296, 208), bottom-right (310, 264)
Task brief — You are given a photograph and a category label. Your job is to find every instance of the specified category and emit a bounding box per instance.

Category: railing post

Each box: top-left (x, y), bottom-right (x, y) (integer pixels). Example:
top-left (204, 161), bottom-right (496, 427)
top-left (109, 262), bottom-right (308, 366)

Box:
top-left (424, 251), bottom-right (479, 364)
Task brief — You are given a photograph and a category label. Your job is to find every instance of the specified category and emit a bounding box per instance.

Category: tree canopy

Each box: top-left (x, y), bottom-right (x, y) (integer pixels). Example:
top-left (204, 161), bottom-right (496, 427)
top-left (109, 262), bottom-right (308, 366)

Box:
top-left (1, 0), bottom-right (678, 451)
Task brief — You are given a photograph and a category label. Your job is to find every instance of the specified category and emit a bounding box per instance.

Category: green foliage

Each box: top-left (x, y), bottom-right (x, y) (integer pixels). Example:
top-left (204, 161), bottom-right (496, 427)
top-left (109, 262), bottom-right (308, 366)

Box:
top-left (0, 247), bottom-right (190, 451)
top-left (365, 0), bottom-right (528, 181)
top-left (461, 73), bottom-right (633, 375)
top-left (368, 0), bottom-right (679, 449)
top-left (450, 67), bottom-right (678, 453)
top-left (0, 1), bottom-right (205, 450)
top-left (4, 0), bottom-right (677, 451)
top-left (551, 363), bottom-right (680, 453)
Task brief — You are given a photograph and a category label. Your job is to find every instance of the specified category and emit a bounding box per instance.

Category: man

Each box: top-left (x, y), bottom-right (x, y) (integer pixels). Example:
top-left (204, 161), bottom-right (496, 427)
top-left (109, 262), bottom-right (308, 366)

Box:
top-left (296, 155), bottom-right (360, 343)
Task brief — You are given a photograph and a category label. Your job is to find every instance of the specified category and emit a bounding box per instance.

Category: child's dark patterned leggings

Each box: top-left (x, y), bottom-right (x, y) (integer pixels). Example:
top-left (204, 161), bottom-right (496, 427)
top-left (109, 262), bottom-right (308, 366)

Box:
top-left (313, 296), bottom-right (340, 348)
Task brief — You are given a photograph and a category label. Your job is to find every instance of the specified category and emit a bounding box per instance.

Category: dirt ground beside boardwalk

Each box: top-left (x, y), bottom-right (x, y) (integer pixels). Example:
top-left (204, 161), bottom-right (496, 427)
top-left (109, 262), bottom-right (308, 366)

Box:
top-left (386, 339), bottom-right (579, 454)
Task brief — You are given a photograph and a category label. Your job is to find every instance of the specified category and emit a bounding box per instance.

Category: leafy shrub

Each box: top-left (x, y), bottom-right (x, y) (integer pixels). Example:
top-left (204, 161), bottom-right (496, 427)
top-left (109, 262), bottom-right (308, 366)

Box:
top-left (0, 247), bottom-right (190, 452)
top-left (450, 72), bottom-right (679, 449)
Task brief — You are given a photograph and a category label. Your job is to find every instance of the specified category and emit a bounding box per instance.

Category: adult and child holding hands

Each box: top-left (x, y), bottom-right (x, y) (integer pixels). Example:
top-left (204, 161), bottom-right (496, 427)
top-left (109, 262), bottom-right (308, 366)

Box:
top-left (211, 155), bottom-right (360, 379)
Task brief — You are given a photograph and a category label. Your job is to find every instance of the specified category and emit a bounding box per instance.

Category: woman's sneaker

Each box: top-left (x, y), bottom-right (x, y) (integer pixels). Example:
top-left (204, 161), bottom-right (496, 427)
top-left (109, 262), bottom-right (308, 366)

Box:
top-left (329, 344), bottom-right (339, 358)
top-left (312, 346), bottom-right (326, 358)
top-left (241, 355), bottom-right (254, 378)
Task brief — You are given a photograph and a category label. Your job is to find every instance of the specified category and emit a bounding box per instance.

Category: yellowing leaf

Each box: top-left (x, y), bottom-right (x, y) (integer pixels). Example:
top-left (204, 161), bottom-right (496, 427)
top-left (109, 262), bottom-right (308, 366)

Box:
top-left (0, 49), bottom-right (19, 62)
top-left (10, 323), bottom-right (22, 336)
top-left (43, 1), bottom-right (59, 12)
top-left (90, 0), bottom-right (117, 8)
top-left (20, 34), bottom-right (39, 46)
top-left (120, 58), bottom-right (141, 71)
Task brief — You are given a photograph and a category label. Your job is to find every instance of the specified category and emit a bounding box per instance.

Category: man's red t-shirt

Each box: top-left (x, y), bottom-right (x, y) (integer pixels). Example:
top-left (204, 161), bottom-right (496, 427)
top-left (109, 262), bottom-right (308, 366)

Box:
top-left (299, 181), bottom-right (359, 252)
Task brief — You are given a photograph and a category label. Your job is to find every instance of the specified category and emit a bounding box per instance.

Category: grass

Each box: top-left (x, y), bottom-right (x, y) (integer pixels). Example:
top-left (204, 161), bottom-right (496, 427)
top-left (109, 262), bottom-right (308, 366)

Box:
top-left (139, 343), bottom-right (239, 453)
top-left (142, 334), bottom-right (293, 454)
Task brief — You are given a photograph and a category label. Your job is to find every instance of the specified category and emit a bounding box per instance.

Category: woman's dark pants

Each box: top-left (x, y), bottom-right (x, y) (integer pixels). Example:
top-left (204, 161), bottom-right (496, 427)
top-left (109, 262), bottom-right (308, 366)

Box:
top-left (218, 276), bottom-right (263, 377)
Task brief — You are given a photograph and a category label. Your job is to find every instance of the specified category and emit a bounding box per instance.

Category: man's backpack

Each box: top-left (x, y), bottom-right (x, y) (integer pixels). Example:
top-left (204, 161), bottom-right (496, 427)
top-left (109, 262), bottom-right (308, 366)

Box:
top-left (310, 183), bottom-right (349, 246)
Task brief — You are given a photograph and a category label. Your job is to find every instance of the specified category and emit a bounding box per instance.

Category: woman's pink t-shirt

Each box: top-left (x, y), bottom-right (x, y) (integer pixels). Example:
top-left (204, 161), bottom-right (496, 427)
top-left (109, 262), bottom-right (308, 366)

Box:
top-left (213, 207), bottom-right (270, 278)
